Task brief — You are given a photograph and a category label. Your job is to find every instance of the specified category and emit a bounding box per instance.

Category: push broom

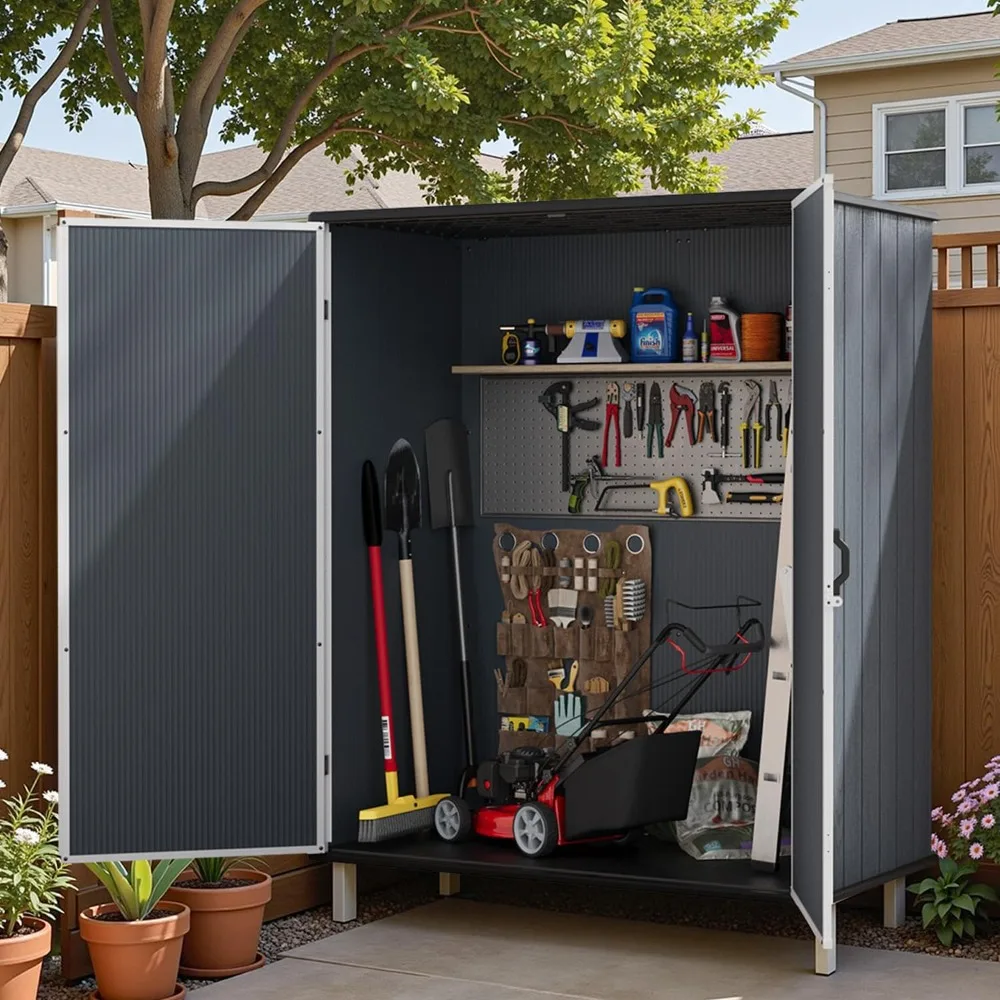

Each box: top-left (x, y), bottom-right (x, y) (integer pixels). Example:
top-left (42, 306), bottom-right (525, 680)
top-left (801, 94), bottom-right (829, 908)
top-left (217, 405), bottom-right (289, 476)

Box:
top-left (358, 462), bottom-right (444, 844)
top-left (358, 459), bottom-right (445, 841)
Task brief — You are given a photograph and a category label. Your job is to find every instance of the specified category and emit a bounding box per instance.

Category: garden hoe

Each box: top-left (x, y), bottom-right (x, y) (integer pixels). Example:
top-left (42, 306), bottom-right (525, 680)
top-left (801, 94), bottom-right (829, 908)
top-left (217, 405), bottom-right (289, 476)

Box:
top-left (357, 459), bottom-right (444, 842)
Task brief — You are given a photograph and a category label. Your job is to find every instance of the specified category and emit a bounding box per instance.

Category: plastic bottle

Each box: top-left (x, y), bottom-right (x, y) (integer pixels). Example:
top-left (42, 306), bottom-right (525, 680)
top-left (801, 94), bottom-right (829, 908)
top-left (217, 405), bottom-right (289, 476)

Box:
top-left (708, 295), bottom-right (741, 363)
top-left (681, 312), bottom-right (698, 363)
top-left (700, 320), bottom-right (709, 363)
top-left (629, 288), bottom-right (680, 363)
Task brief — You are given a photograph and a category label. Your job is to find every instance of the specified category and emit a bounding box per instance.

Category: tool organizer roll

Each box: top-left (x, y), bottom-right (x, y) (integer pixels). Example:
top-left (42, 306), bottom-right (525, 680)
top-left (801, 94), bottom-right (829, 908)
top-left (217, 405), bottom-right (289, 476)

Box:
top-left (481, 374), bottom-right (791, 521)
top-left (492, 523), bottom-right (652, 754)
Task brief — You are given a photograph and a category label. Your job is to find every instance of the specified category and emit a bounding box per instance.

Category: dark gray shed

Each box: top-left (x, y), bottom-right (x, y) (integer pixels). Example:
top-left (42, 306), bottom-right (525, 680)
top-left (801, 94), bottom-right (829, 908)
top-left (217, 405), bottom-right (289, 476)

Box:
top-left (56, 178), bottom-right (933, 975)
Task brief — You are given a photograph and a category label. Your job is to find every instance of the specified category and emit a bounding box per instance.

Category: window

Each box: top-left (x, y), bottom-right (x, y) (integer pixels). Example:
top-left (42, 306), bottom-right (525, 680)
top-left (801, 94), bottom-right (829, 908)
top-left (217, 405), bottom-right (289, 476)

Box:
top-left (874, 93), bottom-right (1000, 199)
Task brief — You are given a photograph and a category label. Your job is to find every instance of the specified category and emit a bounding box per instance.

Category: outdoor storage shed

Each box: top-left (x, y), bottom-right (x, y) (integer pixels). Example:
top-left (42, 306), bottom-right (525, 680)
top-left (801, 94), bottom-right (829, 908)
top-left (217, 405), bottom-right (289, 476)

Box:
top-left (56, 177), bottom-right (933, 976)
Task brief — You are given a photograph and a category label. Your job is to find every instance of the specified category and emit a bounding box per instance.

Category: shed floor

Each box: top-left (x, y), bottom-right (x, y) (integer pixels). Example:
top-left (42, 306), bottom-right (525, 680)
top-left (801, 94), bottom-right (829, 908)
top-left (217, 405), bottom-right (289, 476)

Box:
top-left (194, 899), bottom-right (1000, 999)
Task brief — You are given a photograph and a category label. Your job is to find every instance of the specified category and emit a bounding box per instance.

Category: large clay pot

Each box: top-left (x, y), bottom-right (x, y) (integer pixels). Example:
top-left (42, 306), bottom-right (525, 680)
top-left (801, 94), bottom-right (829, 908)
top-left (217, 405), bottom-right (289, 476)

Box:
top-left (164, 871), bottom-right (271, 978)
top-left (0, 917), bottom-right (50, 1000)
top-left (79, 902), bottom-right (189, 1000)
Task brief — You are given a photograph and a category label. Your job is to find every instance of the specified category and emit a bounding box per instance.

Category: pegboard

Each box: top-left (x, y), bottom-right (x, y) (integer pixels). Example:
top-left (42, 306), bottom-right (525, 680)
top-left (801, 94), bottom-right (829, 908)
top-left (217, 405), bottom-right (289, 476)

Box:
top-left (481, 374), bottom-right (790, 521)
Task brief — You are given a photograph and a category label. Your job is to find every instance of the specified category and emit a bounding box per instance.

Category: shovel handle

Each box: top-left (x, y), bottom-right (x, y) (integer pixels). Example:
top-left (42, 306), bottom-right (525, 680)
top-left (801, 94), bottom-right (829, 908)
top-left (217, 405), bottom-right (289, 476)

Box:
top-left (399, 558), bottom-right (430, 799)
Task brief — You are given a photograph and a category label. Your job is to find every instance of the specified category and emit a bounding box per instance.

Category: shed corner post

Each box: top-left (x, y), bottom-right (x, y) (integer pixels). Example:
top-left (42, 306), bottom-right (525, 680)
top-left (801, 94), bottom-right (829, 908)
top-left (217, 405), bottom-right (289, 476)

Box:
top-left (332, 863), bottom-right (357, 923)
top-left (882, 877), bottom-right (907, 928)
top-left (439, 872), bottom-right (461, 896)
top-left (814, 907), bottom-right (837, 976)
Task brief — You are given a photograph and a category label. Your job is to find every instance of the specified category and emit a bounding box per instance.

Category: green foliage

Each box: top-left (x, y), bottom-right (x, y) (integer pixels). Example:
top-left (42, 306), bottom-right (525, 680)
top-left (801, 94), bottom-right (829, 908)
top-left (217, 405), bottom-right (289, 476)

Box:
top-left (908, 858), bottom-right (998, 948)
top-left (0, 0), bottom-right (796, 215)
top-left (0, 758), bottom-right (74, 937)
top-left (85, 859), bottom-right (192, 921)
top-left (191, 857), bottom-right (261, 883)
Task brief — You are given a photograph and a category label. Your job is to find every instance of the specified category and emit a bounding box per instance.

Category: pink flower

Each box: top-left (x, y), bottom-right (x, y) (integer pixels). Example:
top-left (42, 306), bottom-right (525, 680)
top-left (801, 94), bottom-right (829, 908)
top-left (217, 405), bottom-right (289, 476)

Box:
top-left (931, 833), bottom-right (941, 850)
top-left (961, 817), bottom-right (978, 838)
top-left (936, 842), bottom-right (950, 859)
top-left (941, 813), bottom-right (955, 827)
top-left (958, 798), bottom-right (978, 815)
top-left (953, 788), bottom-right (967, 803)
top-left (983, 784), bottom-right (999, 802)
top-left (931, 806), bottom-right (944, 821)
top-left (983, 814), bottom-right (996, 830)
top-left (970, 778), bottom-right (983, 789)
top-left (970, 842), bottom-right (985, 860)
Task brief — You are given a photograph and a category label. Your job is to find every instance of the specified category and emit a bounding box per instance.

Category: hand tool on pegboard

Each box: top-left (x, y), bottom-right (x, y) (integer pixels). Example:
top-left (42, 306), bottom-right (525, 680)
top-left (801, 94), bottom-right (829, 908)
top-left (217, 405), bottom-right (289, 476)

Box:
top-left (696, 381), bottom-right (717, 444)
top-left (765, 380), bottom-right (783, 442)
top-left (636, 382), bottom-right (646, 433)
top-left (666, 383), bottom-right (697, 448)
top-left (602, 381), bottom-right (622, 467)
top-left (646, 382), bottom-right (664, 458)
top-left (727, 492), bottom-right (784, 504)
top-left (539, 381), bottom-right (601, 492)
top-left (701, 468), bottom-right (785, 505)
top-left (741, 381), bottom-right (762, 469)
top-left (718, 382), bottom-right (731, 458)
top-left (425, 418), bottom-right (479, 795)
top-left (511, 540), bottom-right (548, 627)
top-left (783, 399), bottom-right (792, 457)
top-left (621, 382), bottom-right (635, 438)
top-left (358, 461), bottom-right (445, 842)
top-left (575, 456), bottom-right (693, 516)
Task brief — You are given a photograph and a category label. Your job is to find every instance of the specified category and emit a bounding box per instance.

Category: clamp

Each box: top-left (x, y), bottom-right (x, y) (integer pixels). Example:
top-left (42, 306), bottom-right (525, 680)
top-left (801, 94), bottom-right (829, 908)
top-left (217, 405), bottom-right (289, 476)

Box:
top-left (602, 381), bottom-right (622, 467)
top-left (666, 383), bottom-right (697, 448)
top-left (539, 381), bottom-right (600, 492)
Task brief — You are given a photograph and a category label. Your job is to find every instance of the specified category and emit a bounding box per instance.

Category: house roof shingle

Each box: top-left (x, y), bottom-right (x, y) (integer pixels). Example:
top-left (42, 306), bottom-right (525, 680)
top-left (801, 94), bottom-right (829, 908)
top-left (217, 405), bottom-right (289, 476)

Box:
top-left (777, 11), bottom-right (1000, 71)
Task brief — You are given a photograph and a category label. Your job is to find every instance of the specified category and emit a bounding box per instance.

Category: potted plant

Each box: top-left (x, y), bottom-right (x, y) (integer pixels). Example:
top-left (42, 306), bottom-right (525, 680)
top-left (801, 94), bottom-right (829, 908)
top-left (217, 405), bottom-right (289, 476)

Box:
top-left (0, 754), bottom-right (72, 1000)
top-left (164, 858), bottom-right (270, 978)
top-left (80, 859), bottom-right (192, 1000)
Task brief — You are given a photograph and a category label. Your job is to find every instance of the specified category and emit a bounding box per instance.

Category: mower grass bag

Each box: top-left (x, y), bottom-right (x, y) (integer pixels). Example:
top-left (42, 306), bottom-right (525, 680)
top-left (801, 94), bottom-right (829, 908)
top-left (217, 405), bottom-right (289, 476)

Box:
top-left (560, 730), bottom-right (702, 841)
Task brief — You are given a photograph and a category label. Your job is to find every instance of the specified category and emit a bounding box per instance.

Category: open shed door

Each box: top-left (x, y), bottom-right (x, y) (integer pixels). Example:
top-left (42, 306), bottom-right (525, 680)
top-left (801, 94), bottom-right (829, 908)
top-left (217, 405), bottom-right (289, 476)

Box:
top-left (790, 177), bottom-right (837, 971)
top-left (57, 221), bottom-right (330, 861)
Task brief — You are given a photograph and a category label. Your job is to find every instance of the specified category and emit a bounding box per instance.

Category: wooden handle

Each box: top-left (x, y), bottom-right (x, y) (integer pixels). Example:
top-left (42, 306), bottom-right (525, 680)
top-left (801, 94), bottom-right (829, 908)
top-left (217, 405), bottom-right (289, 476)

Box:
top-left (398, 557), bottom-right (429, 798)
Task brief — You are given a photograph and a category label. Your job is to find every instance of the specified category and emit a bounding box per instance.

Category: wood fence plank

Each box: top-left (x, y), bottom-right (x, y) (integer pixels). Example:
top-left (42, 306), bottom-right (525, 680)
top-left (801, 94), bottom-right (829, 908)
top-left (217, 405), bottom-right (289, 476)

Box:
top-left (988, 245), bottom-right (998, 288)
top-left (0, 345), bottom-right (10, 779)
top-left (962, 247), bottom-right (974, 289)
top-left (0, 305), bottom-right (56, 340)
top-left (938, 249), bottom-right (949, 293)
top-left (964, 306), bottom-right (1000, 779)
top-left (934, 232), bottom-right (1000, 249)
top-left (932, 307), bottom-right (967, 804)
top-left (935, 288), bottom-right (1000, 308)
top-left (38, 339), bottom-right (57, 769)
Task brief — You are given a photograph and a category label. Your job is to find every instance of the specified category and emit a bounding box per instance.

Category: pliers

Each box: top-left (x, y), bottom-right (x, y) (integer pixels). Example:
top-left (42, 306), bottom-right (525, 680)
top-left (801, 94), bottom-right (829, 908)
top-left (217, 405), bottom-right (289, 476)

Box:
top-left (741, 380), bottom-right (763, 469)
top-left (696, 381), bottom-right (717, 444)
top-left (621, 382), bottom-right (636, 438)
top-left (765, 380), bottom-right (783, 442)
top-left (666, 383), bottom-right (697, 447)
top-left (646, 382), bottom-right (664, 458)
top-left (602, 381), bottom-right (622, 467)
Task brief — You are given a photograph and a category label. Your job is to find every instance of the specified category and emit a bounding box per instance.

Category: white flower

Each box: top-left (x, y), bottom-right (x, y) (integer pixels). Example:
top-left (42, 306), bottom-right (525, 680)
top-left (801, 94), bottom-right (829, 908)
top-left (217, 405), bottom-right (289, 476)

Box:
top-left (0, 749), bottom-right (8, 761)
top-left (0, 780), bottom-right (5, 789)
top-left (13, 828), bottom-right (40, 846)
top-left (30, 762), bottom-right (52, 776)
top-left (42, 790), bottom-right (58, 804)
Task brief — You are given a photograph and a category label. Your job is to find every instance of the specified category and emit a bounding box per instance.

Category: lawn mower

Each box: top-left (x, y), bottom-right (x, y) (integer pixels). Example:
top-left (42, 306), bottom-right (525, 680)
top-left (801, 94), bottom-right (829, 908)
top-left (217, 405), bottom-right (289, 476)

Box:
top-left (433, 612), bottom-right (766, 857)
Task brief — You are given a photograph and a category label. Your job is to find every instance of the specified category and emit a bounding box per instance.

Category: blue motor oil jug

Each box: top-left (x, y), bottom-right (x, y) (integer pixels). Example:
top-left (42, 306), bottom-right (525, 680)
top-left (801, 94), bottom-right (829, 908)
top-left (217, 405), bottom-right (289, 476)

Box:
top-left (630, 288), bottom-right (679, 362)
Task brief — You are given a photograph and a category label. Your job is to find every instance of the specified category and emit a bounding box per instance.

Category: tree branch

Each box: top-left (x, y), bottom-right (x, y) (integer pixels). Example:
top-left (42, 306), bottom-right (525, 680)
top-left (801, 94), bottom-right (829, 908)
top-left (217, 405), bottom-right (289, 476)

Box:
top-left (99, 0), bottom-right (137, 110)
top-left (501, 114), bottom-right (597, 144)
top-left (0, 0), bottom-right (99, 184)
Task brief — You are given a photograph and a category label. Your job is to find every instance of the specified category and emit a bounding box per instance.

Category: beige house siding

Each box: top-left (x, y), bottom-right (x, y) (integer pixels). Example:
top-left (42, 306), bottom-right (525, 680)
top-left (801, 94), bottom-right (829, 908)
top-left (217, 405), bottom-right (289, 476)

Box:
top-left (816, 57), bottom-right (1000, 231)
top-left (4, 217), bottom-right (45, 304)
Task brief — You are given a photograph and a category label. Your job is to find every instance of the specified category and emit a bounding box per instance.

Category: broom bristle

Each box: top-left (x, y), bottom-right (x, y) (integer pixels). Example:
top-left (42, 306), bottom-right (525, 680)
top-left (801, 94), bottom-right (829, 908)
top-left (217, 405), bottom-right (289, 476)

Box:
top-left (358, 806), bottom-right (436, 843)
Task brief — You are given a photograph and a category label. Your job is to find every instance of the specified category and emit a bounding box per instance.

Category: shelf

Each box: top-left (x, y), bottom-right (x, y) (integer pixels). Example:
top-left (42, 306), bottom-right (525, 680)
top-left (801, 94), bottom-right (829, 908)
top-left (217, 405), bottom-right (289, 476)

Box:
top-left (452, 362), bottom-right (791, 376)
top-left (328, 834), bottom-right (790, 899)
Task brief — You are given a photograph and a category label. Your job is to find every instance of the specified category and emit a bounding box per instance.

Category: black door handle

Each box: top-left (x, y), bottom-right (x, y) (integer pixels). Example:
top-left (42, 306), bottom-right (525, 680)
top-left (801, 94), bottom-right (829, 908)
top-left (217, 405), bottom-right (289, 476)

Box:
top-left (833, 529), bottom-right (850, 597)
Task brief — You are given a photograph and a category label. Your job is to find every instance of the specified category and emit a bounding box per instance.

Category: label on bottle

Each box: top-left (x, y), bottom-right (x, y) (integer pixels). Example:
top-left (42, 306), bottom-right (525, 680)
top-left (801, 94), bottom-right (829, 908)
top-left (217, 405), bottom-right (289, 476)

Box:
top-left (682, 336), bottom-right (697, 362)
top-left (709, 312), bottom-right (739, 361)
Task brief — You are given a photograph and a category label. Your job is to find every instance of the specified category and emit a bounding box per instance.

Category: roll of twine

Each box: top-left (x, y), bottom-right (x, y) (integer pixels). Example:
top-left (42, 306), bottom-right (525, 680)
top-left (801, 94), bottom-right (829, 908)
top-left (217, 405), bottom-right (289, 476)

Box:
top-left (510, 541), bottom-right (543, 600)
top-left (741, 313), bottom-right (782, 361)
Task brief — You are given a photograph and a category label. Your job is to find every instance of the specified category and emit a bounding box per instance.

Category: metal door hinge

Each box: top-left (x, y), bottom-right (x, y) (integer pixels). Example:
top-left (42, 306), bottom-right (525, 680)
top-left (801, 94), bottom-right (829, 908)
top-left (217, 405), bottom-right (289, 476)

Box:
top-left (324, 300), bottom-right (329, 320)
top-left (324, 755), bottom-right (330, 776)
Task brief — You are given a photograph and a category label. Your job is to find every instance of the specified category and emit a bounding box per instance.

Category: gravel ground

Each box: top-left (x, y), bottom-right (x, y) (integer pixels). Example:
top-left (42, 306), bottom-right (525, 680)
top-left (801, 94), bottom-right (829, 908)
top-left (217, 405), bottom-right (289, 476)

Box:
top-left (37, 869), bottom-right (1000, 998)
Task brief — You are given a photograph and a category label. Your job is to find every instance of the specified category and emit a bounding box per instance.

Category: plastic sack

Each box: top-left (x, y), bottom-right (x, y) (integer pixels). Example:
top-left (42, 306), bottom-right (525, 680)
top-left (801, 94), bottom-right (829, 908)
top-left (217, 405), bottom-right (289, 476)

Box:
top-left (644, 710), bottom-right (751, 758)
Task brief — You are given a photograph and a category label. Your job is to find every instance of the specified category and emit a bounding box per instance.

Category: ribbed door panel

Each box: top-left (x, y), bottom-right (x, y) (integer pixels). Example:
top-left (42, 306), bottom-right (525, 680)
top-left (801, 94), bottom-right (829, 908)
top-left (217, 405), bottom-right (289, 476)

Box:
top-left (63, 225), bottom-right (322, 858)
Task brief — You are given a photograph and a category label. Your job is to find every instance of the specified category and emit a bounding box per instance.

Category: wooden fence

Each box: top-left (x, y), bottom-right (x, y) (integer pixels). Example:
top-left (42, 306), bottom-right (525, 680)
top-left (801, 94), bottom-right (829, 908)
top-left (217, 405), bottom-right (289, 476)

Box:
top-left (932, 233), bottom-right (1000, 806)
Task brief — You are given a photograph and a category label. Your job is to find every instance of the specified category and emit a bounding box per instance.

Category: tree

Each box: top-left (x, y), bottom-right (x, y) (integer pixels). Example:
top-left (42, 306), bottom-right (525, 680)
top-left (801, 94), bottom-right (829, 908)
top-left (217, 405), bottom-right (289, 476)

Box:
top-left (1, 0), bottom-right (795, 223)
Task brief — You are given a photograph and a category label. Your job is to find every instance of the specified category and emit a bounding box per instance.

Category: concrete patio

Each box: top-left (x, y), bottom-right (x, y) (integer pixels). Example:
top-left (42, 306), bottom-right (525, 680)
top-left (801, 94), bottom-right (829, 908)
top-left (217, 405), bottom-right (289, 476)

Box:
top-left (193, 898), bottom-right (1000, 999)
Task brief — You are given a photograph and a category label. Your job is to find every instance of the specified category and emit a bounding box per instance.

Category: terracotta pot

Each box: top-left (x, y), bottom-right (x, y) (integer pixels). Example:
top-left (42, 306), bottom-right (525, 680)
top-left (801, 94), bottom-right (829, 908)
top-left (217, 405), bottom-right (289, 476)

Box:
top-left (0, 917), bottom-right (50, 1000)
top-left (164, 871), bottom-right (271, 978)
top-left (79, 902), bottom-right (189, 1000)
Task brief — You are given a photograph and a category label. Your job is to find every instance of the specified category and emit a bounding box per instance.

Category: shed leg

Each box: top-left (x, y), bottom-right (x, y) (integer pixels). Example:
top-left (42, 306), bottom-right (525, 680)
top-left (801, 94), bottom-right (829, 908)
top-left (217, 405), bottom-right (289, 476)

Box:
top-left (882, 876), bottom-right (907, 929)
top-left (813, 907), bottom-right (837, 976)
top-left (439, 872), bottom-right (461, 896)
top-left (332, 862), bottom-right (357, 923)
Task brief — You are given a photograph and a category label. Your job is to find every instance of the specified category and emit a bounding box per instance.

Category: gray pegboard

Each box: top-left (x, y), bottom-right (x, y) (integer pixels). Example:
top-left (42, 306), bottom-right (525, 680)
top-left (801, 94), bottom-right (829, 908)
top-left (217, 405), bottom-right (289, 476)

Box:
top-left (481, 373), bottom-right (790, 521)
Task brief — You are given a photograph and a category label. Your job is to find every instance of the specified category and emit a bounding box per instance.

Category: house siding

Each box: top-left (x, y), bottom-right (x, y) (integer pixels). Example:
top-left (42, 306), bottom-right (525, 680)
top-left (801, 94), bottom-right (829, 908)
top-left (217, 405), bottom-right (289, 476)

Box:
top-left (817, 57), bottom-right (1000, 232)
top-left (5, 217), bottom-right (45, 304)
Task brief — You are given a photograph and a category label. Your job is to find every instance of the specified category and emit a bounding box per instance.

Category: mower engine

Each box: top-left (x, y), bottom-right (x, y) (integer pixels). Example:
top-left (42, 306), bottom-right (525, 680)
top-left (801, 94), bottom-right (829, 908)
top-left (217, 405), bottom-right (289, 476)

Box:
top-left (476, 746), bottom-right (553, 805)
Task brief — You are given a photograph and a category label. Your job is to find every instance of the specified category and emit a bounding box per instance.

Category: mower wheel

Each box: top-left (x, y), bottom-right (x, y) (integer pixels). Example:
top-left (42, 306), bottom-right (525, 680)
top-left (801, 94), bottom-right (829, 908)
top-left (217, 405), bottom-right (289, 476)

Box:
top-left (513, 802), bottom-right (558, 857)
top-left (434, 795), bottom-right (473, 843)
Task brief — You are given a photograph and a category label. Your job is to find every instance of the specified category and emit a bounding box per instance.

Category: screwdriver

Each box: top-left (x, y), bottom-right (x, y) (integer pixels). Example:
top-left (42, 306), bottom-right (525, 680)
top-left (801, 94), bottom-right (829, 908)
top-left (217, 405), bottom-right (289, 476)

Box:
top-left (719, 382), bottom-right (731, 459)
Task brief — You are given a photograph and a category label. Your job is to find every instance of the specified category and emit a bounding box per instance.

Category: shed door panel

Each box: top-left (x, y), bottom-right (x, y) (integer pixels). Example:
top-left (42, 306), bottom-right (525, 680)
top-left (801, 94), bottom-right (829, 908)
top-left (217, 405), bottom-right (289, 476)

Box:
top-left (59, 223), bottom-right (326, 860)
top-left (791, 178), bottom-right (835, 944)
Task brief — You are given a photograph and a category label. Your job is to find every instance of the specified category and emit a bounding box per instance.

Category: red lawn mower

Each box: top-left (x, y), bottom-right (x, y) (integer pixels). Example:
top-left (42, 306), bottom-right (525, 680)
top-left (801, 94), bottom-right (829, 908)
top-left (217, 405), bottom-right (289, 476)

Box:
top-left (433, 614), bottom-right (765, 857)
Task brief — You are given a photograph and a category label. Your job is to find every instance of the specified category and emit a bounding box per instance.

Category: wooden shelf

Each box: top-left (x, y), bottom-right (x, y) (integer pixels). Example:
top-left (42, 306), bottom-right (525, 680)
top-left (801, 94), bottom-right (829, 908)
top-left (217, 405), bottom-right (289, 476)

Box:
top-left (452, 362), bottom-right (791, 376)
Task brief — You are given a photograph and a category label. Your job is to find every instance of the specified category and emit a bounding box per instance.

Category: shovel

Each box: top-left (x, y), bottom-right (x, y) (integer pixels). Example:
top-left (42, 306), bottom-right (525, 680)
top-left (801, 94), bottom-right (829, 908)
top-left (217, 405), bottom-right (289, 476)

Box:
top-left (384, 439), bottom-right (431, 800)
top-left (425, 419), bottom-right (477, 792)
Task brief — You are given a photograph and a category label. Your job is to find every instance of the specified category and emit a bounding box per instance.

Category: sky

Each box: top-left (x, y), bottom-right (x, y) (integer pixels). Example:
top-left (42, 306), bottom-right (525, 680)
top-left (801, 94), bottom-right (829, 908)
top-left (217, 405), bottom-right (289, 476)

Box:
top-left (0, 0), bottom-right (989, 165)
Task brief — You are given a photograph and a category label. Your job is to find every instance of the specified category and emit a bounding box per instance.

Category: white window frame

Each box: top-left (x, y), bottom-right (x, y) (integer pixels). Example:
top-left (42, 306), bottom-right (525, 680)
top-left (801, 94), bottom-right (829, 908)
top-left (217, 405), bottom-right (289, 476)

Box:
top-left (873, 91), bottom-right (1000, 200)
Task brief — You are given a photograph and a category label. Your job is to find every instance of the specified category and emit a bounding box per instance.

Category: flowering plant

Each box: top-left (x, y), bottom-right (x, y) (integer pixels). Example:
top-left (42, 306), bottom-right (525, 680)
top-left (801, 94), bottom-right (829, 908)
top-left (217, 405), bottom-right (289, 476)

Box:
top-left (929, 755), bottom-right (1000, 865)
top-left (0, 754), bottom-right (73, 937)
